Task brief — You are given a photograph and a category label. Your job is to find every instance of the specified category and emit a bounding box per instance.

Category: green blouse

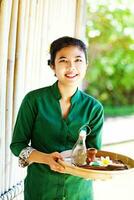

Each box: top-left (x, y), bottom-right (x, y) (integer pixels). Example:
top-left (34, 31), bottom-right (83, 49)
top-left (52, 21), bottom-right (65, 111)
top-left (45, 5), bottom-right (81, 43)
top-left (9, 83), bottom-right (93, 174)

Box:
top-left (10, 81), bottom-right (104, 200)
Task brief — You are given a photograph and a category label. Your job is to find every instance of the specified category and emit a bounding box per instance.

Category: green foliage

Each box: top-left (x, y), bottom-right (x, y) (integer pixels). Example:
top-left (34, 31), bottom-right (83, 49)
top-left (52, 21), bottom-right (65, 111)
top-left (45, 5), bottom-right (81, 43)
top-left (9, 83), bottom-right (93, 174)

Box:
top-left (85, 1), bottom-right (134, 108)
top-left (104, 105), bottom-right (134, 117)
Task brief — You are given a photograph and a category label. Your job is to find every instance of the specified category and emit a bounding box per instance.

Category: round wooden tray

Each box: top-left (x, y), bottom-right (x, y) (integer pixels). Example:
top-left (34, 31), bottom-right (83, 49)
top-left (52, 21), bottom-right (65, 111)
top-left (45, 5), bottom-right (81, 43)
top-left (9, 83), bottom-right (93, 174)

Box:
top-left (59, 150), bottom-right (134, 180)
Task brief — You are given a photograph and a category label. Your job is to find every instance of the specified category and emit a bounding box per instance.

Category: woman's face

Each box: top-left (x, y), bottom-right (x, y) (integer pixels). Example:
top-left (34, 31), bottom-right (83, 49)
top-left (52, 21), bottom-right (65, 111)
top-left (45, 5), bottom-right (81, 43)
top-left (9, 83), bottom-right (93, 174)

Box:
top-left (52, 46), bottom-right (87, 87)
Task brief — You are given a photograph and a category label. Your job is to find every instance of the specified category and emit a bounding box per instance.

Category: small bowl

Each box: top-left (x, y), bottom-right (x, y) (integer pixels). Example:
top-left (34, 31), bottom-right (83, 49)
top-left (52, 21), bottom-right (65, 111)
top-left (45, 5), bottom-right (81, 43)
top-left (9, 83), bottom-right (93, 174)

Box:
top-left (87, 148), bottom-right (98, 162)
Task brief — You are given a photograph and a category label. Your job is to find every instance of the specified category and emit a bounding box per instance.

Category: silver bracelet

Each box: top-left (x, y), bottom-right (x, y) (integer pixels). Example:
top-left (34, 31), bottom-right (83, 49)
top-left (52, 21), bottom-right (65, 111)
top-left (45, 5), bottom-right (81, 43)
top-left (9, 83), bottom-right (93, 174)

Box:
top-left (19, 147), bottom-right (35, 167)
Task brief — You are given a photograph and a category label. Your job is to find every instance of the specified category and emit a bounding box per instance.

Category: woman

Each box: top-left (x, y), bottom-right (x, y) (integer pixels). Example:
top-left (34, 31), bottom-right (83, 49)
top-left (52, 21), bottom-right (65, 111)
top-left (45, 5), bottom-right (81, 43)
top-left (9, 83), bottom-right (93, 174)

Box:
top-left (10, 36), bottom-right (104, 200)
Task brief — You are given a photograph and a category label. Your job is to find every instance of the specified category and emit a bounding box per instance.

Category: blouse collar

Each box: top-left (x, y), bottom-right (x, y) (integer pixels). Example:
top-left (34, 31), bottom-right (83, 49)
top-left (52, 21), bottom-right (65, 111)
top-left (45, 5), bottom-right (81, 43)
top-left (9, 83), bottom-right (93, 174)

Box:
top-left (51, 81), bottom-right (80, 104)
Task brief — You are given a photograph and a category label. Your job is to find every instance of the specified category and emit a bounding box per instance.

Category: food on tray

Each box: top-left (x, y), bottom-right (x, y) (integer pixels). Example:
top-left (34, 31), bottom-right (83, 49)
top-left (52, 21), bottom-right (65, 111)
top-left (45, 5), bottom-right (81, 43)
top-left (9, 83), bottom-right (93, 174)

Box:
top-left (79, 158), bottom-right (128, 171)
top-left (75, 148), bottom-right (129, 171)
top-left (87, 148), bottom-right (98, 162)
top-left (59, 149), bottom-right (134, 180)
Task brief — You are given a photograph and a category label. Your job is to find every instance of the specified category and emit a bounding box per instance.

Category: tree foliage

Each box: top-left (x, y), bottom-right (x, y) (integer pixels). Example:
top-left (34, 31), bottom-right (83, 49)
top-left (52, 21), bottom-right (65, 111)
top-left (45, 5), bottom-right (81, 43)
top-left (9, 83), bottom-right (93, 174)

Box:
top-left (85, 1), bottom-right (134, 106)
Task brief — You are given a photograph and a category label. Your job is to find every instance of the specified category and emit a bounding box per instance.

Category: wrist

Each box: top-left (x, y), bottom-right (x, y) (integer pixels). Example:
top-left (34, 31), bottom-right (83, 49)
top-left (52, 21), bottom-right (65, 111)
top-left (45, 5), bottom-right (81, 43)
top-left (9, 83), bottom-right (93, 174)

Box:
top-left (28, 150), bottom-right (49, 164)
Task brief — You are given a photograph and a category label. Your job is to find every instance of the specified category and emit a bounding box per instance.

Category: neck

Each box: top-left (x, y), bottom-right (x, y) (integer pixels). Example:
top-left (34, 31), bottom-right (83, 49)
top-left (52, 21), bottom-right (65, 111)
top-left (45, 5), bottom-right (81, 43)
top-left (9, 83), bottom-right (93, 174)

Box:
top-left (58, 81), bottom-right (77, 101)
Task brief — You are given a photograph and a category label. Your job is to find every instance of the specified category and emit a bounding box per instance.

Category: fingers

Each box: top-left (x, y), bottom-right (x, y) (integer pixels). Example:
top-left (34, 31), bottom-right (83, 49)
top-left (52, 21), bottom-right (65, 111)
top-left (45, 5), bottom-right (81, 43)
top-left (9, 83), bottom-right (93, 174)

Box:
top-left (50, 162), bottom-right (65, 172)
top-left (48, 152), bottom-right (65, 173)
top-left (52, 152), bottom-right (64, 160)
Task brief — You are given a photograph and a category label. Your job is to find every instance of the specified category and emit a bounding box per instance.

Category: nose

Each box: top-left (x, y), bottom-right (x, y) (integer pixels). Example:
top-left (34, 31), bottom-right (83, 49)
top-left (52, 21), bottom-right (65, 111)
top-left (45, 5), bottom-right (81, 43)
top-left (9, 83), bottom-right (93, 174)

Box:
top-left (67, 61), bottom-right (75, 70)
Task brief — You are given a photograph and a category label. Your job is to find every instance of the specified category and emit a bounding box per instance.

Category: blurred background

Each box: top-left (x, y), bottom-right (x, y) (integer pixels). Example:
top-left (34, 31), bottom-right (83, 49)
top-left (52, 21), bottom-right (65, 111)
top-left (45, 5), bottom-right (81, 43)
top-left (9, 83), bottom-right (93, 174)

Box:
top-left (85, 1), bottom-right (134, 199)
top-left (0, 0), bottom-right (134, 199)
top-left (85, 0), bottom-right (134, 116)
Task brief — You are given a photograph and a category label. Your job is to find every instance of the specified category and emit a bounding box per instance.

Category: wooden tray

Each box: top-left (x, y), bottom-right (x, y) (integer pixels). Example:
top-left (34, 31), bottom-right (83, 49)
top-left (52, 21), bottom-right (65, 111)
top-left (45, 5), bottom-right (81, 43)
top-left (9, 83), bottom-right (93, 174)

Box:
top-left (59, 150), bottom-right (134, 180)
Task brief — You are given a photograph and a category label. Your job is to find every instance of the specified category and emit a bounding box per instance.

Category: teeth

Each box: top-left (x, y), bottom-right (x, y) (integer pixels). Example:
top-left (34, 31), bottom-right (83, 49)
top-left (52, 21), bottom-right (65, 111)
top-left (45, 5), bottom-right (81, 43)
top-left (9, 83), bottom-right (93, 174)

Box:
top-left (65, 74), bottom-right (78, 78)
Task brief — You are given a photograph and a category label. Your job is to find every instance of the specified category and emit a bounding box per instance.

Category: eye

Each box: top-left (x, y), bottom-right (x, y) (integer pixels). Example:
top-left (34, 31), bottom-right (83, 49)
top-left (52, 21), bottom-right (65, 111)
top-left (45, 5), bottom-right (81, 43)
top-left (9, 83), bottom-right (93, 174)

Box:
top-left (75, 58), bottom-right (83, 62)
top-left (59, 59), bottom-right (68, 63)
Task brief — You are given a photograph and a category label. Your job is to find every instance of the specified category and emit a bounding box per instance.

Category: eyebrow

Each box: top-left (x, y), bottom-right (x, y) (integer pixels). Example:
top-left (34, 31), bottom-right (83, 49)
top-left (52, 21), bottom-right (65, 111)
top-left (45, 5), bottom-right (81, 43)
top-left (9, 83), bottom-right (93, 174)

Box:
top-left (58, 56), bottom-right (66, 59)
top-left (58, 55), bottom-right (82, 60)
top-left (75, 56), bottom-right (82, 58)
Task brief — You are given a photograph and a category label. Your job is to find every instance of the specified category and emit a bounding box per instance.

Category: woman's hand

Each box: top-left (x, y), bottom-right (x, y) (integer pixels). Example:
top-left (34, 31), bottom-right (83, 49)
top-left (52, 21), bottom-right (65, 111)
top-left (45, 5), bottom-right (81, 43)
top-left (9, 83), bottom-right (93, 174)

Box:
top-left (28, 150), bottom-right (65, 173)
top-left (46, 152), bottom-right (65, 173)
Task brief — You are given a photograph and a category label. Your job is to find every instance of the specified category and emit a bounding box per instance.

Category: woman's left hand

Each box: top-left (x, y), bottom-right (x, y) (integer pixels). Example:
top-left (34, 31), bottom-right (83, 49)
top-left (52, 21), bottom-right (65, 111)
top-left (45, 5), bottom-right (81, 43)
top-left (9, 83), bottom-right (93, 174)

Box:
top-left (46, 152), bottom-right (65, 173)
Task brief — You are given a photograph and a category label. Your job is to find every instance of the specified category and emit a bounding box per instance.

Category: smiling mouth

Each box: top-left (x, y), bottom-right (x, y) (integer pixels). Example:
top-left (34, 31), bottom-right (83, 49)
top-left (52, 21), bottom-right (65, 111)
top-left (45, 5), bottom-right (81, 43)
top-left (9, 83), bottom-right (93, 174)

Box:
top-left (65, 74), bottom-right (79, 78)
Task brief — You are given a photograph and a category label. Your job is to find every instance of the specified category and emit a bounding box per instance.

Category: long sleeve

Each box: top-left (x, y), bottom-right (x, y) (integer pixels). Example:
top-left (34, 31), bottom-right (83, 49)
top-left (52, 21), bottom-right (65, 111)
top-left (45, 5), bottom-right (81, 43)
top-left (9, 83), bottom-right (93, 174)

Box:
top-left (86, 102), bottom-right (104, 149)
top-left (10, 93), bottom-right (37, 156)
top-left (18, 146), bottom-right (35, 167)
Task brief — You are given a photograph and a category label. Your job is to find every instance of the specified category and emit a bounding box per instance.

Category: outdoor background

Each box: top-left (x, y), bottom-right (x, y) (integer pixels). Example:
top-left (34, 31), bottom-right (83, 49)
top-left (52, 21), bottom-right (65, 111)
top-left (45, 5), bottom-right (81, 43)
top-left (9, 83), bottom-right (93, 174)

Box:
top-left (86, 0), bottom-right (134, 116)
top-left (85, 0), bottom-right (134, 199)
top-left (0, 0), bottom-right (134, 200)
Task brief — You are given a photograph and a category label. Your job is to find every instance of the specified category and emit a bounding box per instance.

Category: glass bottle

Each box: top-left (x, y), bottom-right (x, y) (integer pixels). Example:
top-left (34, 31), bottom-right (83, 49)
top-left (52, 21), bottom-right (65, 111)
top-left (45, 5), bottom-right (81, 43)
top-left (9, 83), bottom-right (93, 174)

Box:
top-left (71, 130), bottom-right (87, 166)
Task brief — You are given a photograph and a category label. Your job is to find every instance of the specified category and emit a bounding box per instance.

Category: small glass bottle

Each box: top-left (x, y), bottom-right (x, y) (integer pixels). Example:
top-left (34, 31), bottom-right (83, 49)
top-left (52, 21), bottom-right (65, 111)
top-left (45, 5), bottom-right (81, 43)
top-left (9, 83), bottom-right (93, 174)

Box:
top-left (71, 130), bottom-right (87, 166)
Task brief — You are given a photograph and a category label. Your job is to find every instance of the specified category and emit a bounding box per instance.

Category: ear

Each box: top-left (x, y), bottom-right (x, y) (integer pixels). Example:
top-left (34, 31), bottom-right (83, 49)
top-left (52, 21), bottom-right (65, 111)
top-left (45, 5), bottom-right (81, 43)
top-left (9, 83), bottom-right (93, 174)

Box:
top-left (51, 65), bottom-right (56, 76)
top-left (50, 64), bottom-right (55, 70)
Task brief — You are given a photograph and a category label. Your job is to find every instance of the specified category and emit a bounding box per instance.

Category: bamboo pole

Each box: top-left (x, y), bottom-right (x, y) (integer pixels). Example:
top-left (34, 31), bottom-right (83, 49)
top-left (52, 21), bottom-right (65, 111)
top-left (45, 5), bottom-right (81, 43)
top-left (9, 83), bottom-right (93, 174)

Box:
top-left (12, 0), bottom-right (27, 187)
top-left (4, 0), bottom-right (14, 192)
top-left (32, 2), bottom-right (41, 87)
top-left (39, 0), bottom-right (50, 87)
top-left (41, 0), bottom-right (58, 87)
top-left (13, 0), bottom-right (26, 123)
top-left (22, 0), bottom-right (30, 94)
top-left (31, 0), bottom-right (42, 90)
top-left (5, 0), bottom-right (19, 191)
top-left (24, 0), bottom-right (36, 93)
top-left (35, 0), bottom-right (44, 88)
top-left (75, 0), bottom-right (86, 38)
top-left (0, 0), bottom-right (11, 195)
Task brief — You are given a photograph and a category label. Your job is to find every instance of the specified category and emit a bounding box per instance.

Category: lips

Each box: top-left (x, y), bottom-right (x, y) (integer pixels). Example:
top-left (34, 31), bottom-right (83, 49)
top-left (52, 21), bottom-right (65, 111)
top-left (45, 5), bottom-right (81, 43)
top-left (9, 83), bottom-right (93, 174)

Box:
top-left (65, 73), bottom-right (78, 78)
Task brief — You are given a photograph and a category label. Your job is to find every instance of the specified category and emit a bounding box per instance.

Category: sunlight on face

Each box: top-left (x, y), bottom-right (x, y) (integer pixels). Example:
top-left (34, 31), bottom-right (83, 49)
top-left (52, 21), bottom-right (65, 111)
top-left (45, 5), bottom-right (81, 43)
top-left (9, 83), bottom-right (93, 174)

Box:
top-left (52, 46), bottom-right (87, 87)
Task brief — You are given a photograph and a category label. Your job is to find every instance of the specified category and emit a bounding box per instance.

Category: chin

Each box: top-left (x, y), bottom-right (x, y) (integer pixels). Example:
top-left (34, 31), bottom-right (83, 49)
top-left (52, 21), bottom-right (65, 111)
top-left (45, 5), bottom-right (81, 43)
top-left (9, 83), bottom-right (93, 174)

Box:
top-left (65, 80), bottom-right (80, 86)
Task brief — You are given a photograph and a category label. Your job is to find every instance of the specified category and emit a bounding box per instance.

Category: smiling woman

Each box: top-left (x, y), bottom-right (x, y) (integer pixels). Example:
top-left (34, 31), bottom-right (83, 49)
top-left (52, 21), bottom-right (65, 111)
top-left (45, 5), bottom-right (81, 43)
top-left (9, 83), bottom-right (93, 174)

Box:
top-left (53, 46), bottom-right (87, 86)
top-left (51, 44), bottom-right (88, 119)
top-left (10, 36), bottom-right (104, 200)
top-left (0, 0), bottom-right (88, 199)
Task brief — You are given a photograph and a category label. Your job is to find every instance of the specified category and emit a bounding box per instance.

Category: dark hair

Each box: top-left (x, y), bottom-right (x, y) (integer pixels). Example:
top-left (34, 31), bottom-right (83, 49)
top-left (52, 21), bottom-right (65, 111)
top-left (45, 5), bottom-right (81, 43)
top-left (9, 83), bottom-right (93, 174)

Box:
top-left (48, 36), bottom-right (87, 66)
